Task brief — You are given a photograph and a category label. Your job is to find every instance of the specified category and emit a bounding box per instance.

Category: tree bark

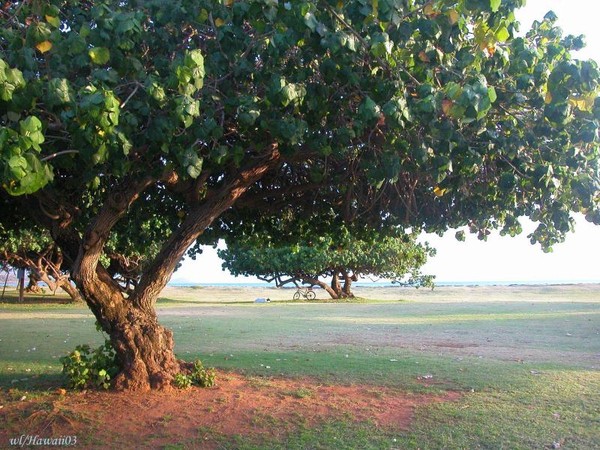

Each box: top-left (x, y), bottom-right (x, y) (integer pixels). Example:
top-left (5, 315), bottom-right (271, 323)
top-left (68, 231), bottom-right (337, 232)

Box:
top-left (303, 275), bottom-right (339, 299)
top-left (57, 279), bottom-right (83, 303)
top-left (91, 295), bottom-right (180, 391)
top-left (331, 272), bottom-right (342, 297)
top-left (342, 270), bottom-right (356, 298)
top-left (3, 246), bottom-right (83, 303)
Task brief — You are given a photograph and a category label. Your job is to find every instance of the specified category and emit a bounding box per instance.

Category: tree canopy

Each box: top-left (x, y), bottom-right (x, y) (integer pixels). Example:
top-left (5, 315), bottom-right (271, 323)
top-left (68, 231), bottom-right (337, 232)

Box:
top-left (1, 0), bottom-right (598, 390)
top-left (219, 227), bottom-right (434, 299)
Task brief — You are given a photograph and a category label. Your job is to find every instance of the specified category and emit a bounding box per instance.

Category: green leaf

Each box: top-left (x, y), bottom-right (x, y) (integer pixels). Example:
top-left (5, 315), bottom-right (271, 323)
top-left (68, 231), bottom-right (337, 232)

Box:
top-left (184, 49), bottom-right (204, 68)
top-left (45, 15), bottom-right (60, 28)
top-left (20, 116), bottom-right (42, 134)
top-left (488, 86), bottom-right (497, 103)
top-left (346, 35), bottom-right (358, 52)
top-left (281, 83), bottom-right (305, 107)
top-left (47, 78), bottom-right (73, 106)
top-left (303, 12), bottom-right (318, 32)
top-left (7, 155), bottom-right (27, 178)
top-left (0, 63), bottom-right (25, 101)
top-left (88, 47), bottom-right (110, 65)
top-left (490, 0), bottom-right (501, 13)
top-left (358, 97), bottom-right (381, 122)
top-left (495, 26), bottom-right (510, 42)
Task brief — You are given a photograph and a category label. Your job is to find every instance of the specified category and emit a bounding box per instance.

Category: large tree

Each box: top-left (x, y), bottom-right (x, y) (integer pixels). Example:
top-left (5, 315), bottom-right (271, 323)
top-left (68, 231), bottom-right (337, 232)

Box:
top-left (1, 0), bottom-right (598, 390)
top-left (219, 228), bottom-right (435, 299)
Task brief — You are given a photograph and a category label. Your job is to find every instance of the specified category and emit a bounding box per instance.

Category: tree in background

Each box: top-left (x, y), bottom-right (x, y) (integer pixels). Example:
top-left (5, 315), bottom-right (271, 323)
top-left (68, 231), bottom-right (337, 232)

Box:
top-left (0, 196), bottom-right (82, 301)
top-left (219, 227), bottom-right (435, 299)
top-left (1, 0), bottom-right (598, 390)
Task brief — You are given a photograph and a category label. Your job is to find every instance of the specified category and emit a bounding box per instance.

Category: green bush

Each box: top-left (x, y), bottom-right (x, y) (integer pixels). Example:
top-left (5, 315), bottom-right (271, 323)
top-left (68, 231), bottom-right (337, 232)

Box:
top-left (173, 373), bottom-right (193, 389)
top-left (191, 359), bottom-right (216, 387)
top-left (60, 340), bottom-right (120, 390)
top-left (172, 359), bottom-right (216, 389)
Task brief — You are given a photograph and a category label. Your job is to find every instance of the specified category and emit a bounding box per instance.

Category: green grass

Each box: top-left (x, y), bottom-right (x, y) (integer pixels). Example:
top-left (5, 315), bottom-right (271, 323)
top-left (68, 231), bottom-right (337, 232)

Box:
top-left (1, 286), bottom-right (599, 448)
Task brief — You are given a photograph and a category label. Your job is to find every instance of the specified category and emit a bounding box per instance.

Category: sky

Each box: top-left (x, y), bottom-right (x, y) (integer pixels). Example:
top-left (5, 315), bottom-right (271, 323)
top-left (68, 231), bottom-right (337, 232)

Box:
top-left (171, 0), bottom-right (600, 285)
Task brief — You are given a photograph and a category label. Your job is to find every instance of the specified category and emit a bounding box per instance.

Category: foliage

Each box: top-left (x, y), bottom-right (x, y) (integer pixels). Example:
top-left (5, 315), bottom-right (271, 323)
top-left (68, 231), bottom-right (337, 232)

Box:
top-left (173, 360), bottom-right (216, 389)
top-left (192, 359), bottom-right (217, 388)
top-left (172, 373), bottom-right (193, 389)
top-left (60, 340), bottom-right (120, 390)
top-left (0, 0), bottom-right (597, 246)
top-left (219, 225), bottom-right (434, 297)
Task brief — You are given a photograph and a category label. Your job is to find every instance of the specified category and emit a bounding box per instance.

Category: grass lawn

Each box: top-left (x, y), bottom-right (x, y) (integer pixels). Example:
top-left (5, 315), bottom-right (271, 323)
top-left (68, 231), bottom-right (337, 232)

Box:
top-left (0, 284), bottom-right (599, 449)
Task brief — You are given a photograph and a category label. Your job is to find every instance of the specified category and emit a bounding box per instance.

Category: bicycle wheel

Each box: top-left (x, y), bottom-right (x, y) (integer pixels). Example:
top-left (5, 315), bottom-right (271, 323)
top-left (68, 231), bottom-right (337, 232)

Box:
top-left (307, 290), bottom-right (316, 300)
top-left (293, 292), bottom-right (300, 300)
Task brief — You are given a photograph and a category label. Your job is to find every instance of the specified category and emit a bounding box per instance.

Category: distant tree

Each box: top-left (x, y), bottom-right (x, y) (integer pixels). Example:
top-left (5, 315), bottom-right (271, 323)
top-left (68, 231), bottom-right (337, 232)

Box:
top-left (0, 197), bottom-right (82, 301)
top-left (1, 1), bottom-right (598, 390)
top-left (219, 228), bottom-right (434, 299)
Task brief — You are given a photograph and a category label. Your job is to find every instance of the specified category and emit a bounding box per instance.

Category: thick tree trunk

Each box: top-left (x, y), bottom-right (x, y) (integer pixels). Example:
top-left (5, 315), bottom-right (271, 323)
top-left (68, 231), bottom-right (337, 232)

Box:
top-left (86, 294), bottom-right (181, 390)
top-left (69, 148), bottom-right (281, 390)
top-left (26, 273), bottom-right (43, 293)
top-left (110, 312), bottom-right (180, 391)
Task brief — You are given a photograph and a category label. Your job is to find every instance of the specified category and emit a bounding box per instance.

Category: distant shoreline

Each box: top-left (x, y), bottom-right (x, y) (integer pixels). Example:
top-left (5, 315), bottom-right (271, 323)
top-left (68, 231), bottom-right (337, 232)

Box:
top-left (167, 280), bottom-right (600, 288)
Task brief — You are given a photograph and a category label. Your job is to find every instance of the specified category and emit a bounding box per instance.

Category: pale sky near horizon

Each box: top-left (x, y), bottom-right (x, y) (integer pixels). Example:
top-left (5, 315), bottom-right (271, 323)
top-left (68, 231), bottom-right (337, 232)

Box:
top-left (172, 0), bottom-right (600, 285)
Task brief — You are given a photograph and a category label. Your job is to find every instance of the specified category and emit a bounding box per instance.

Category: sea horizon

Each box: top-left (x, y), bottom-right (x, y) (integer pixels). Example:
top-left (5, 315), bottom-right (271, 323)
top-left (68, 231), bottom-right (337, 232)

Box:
top-left (167, 279), bottom-right (600, 288)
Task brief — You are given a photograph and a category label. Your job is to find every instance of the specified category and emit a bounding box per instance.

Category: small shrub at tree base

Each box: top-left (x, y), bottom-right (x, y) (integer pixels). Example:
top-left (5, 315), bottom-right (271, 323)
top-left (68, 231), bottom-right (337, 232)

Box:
top-left (173, 373), bottom-right (193, 389)
top-left (172, 360), bottom-right (216, 389)
top-left (192, 360), bottom-right (216, 388)
top-left (60, 340), bottom-right (120, 390)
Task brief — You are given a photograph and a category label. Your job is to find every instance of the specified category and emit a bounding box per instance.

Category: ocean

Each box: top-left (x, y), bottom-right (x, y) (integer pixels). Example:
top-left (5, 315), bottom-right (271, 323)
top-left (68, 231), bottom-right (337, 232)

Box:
top-left (167, 279), bottom-right (600, 288)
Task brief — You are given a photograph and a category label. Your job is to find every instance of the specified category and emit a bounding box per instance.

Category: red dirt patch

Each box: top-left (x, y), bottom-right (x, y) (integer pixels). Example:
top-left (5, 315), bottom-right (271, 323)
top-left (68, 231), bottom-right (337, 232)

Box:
top-left (1, 371), bottom-right (460, 449)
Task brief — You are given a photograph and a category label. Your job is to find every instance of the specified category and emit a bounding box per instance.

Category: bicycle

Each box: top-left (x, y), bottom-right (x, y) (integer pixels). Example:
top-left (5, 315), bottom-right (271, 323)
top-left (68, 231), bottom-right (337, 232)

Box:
top-left (293, 287), bottom-right (316, 300)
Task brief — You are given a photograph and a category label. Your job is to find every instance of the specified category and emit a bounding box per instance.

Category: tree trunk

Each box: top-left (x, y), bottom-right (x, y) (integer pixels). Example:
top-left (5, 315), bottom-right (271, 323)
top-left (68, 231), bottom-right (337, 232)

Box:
top-left (3, 247), bottom-right (83, 303)
top-left (110, 311), bottom-right (180, 391)
top-left (74, 245), bottom-right (183, 390)
top-left (331, 272), bottom-right (342, 297)
top-left (58, 279), bottom-right (83, 303)
top-left (342, 271), bottom-right (356, 298)
top-left (17, 268), bottom-right (25, 302)
top-left (304, 275), bottom-right (339, 299)
top-left (68, 148), bottom-right (281, 390)
top-left (87, 292), bottom-right (181, 390)
top-left (26, 272), bottom-right (43, 293)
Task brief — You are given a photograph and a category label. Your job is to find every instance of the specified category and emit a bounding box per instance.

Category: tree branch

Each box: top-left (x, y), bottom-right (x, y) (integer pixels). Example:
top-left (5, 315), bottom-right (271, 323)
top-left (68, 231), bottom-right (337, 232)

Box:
top-left (40, 150), bottom-right (79, 162)
top-left (131, 145), bottom-right (281, 309)
top-left (71, 175), bottom-right (156, 311)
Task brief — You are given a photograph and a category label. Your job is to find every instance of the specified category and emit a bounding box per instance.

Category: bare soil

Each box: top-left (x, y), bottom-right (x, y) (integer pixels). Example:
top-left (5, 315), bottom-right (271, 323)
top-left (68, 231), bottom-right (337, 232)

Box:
top-left (0, 370), bottom-right (459, 449)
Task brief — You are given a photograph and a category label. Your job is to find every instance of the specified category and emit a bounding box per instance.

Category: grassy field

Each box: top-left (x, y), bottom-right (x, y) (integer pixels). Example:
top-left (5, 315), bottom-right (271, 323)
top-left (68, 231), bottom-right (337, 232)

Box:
top-left (1, 284), bottom-right (599, 449)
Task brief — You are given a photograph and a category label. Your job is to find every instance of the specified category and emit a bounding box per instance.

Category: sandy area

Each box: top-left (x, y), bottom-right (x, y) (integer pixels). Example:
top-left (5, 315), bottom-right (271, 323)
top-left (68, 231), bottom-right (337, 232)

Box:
top-left (159, 283), bottom-right (600, 304)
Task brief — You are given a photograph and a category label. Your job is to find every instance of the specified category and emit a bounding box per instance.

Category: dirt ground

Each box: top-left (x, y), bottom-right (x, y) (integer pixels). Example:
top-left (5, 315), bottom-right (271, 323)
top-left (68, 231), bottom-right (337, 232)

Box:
top-left (0, 371), bottom-right (459, 449)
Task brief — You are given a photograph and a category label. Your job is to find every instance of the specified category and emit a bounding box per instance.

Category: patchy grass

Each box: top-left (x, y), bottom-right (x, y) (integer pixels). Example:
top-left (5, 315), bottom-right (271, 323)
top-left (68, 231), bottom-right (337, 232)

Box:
top-left (1, 284), bottom-right (599, 449)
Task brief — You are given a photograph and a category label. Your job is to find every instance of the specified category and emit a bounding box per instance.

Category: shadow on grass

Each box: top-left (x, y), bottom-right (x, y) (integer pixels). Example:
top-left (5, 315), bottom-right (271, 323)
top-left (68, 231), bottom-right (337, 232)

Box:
top-left (157, 297), bottom-right (257, 306)
top-left (0, 298), bottom-right (76, 305)
top-left (0, 372), bottom-right (65, 392)
top-left (185, 348), bottom-right (596, 395)
top-left (0, 291), bottom-right (76, 305)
